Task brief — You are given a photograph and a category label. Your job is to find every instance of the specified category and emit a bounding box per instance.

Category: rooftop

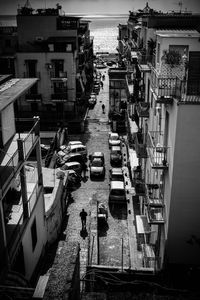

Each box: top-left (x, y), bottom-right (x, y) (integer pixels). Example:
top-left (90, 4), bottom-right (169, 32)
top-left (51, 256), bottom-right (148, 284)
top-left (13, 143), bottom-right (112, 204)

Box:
top-left (156, 29), bottom-right (200, 38)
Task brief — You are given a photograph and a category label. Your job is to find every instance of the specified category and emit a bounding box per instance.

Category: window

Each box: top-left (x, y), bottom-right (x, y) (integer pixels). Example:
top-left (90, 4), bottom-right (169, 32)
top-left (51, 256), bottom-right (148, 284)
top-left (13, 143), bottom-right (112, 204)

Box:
top-left (66, 44), bottom-right (72, 52)
top-left (31, 102), bottom-right (38, 112)
top-left (31, 218), bottom-right (37, 252)
top-left (5, 39), bottom-right (11, 47)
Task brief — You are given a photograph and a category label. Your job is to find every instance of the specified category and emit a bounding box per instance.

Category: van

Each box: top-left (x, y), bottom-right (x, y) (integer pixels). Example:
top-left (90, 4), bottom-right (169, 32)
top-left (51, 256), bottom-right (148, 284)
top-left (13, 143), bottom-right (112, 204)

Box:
top-left (109, 181), bottom-right (126, 204)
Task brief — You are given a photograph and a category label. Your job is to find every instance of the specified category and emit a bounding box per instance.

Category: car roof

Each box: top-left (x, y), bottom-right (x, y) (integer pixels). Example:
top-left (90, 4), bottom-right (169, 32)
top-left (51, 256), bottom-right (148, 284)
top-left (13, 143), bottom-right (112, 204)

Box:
top-left (111, 146), bottom-right (121, 150)
top-left (109, 132), bottom-right (119, 137)
top-left (68, 141), bottom-right (82, 145)
top-left (92, 151), bottom-right (104, 156)
top-left (69, 144), bottom-right (86, 150)
top-left (64, 153), bottom-right (83, 159)
top-left (64, 161), bottom-right (81, 167)
top-left (110, 181), bottom-right (124, 189)
top-left (92, 158), bottom-right (102, 162)
top-left (111, 168), bottom-right (123, 175)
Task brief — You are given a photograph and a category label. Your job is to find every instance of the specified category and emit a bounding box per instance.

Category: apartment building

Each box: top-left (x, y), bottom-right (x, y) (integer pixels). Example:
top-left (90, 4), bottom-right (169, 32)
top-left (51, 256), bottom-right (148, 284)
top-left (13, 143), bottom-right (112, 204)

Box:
top-left (118, 7), bottom-right (200, 270)
top-left (0, 77), bottom-right (47, 285)
top-left (15, 3), bottom-right (93, 132)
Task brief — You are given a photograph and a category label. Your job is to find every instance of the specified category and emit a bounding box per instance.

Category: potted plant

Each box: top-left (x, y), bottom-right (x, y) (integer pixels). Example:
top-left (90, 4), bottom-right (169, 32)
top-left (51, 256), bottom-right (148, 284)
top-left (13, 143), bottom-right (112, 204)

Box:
top-left (163, 50), bottom-right (181, 68)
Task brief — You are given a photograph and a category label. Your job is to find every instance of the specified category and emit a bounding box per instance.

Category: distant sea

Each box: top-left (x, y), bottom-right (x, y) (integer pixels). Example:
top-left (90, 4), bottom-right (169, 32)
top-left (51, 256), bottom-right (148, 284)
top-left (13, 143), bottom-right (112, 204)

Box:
top-left (0, 14), bottom-right (128, 54)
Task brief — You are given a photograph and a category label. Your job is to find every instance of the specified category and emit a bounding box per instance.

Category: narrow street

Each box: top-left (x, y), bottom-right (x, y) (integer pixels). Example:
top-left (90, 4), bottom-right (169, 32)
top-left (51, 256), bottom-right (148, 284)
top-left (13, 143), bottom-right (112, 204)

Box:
top-left (65, 67), bottom-right (131, 292)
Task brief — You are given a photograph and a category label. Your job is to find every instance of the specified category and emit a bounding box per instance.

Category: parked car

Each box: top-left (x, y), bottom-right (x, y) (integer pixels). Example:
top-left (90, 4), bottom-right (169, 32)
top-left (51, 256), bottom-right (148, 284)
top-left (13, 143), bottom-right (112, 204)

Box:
top-left (88, 95), bottom-right (97, 107)
top-left (57, 144), bottom-right (87, 159)
top-left (108, 132), bottom-right (121, 148)
top-left (58, 161), bottom-right (82, 175)
top-left (110, 145), bottom-right (122, 166)
top-left (109, 168), bottom-right (124, 182)
top-left (60, 141), bottom-right (83, 151)
top-left (109, 181), bottom-right (126, 204)
top-left (89, 151), bottom-right (105, 164)
top-left (56, 153), bottom-right (86, 167)
top-left (90, 158), bottom-right (105, 179)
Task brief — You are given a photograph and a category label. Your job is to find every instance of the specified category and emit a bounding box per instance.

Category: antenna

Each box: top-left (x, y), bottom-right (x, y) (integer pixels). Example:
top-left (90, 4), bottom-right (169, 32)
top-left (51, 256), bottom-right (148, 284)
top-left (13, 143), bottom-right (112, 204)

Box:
top-left (178, 1), bottom-right (183, 13)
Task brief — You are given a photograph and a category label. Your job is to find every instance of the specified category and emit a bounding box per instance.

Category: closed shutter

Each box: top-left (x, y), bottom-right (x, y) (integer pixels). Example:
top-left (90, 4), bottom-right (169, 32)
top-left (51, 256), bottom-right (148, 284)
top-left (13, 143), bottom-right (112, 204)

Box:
top-left (187, 52), bottom-right (200, 95)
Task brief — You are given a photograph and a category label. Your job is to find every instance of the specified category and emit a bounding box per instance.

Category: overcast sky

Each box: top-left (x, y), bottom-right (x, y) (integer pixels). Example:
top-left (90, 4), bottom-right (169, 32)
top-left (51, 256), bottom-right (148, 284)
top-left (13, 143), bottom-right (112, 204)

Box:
top-left (0, 0), bottom-right (200, 15)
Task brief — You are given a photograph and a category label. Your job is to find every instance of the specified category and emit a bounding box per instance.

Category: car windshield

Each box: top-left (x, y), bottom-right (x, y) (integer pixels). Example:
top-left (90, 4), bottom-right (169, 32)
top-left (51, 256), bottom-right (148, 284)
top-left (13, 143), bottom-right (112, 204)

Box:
top-left (111, 136), bottom-right (119, 141)
top-left (111, 175), bottom-right (124, 181)
top-left (92, 159), bottom-right (103, 167)
top-left (111, 150), bottom-right (121, 155)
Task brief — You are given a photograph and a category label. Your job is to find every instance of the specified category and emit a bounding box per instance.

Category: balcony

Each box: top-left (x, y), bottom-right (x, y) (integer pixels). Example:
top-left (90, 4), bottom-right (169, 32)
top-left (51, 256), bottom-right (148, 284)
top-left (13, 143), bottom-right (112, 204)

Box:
top-left (0, 118), bottom-right (40, 197)
top-left (151, 68), bottom-right (181, 101)
top-left (51, 92), bottom-right (67, 102)
top-left (145, 184), bottom-right (164, 207)
top-left (50, 71), bottom-right (67, 82)
top-left (135, 181), bottom-right (146, 196)
top-left (145, 206), bottom-right (165, 224)
top-left (136, 102), bottom-right (149, 118)
top-left (25, 93), bottom-right (42, 101)
top-left (135, 132), bottom-right (148, 158)
top-left (147, 131), bottom-right (168, 169)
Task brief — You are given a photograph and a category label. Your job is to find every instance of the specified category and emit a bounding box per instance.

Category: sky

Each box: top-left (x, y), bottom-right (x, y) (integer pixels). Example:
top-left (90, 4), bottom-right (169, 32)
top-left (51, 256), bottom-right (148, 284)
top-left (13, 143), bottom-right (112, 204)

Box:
top-left (0, 0), bottom-right (200, 15)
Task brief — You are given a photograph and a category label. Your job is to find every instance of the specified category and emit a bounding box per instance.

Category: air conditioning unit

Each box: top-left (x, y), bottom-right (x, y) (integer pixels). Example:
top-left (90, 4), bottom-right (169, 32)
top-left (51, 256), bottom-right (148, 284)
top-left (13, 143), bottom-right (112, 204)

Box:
top-left (35, 36), bottom-right (44, 42)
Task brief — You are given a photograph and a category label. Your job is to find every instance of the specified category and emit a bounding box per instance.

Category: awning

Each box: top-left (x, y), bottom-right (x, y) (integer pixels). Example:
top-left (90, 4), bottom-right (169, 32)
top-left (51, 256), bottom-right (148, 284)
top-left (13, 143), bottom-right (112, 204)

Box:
top-left (136, 215), bottom-right (150, 234)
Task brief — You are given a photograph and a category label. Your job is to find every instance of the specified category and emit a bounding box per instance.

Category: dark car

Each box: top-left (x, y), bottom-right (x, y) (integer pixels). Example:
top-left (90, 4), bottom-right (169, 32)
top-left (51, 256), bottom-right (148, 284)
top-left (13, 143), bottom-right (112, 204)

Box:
top-left (110, 145), bottom-right (122, 166)
top-left (56, 153), bottom-right (86, 167)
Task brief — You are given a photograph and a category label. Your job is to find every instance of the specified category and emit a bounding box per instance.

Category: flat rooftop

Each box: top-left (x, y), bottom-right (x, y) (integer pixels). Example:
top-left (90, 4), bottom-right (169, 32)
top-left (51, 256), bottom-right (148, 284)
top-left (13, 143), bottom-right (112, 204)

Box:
top-left (0, 78), bottom-right (38, 111)
top-left (156, 29), bottom-right (200, 38)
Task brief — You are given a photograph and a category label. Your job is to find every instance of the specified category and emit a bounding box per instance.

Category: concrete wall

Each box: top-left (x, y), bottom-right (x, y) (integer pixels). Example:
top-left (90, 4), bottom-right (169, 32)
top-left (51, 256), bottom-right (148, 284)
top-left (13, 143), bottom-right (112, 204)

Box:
top-left (22, 190), bottom-right (47, 280)
top-left (16, 52), bottom-right (76, 104)
top-left (166, 103), bottom-right (200, 265)
top-left (45, 179), bottom-right (66, 244)
top-left (17, 15), bottom-right (78, 45)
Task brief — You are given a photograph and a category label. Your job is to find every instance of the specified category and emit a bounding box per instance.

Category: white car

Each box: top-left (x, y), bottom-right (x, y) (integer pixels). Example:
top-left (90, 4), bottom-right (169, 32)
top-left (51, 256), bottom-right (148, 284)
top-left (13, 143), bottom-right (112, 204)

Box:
top-left (90, 158), bottom-right (105, 179)
top-left (60, 141), bottom-right (83, 151)
top-left (108, 132), bottom-right (121, 148)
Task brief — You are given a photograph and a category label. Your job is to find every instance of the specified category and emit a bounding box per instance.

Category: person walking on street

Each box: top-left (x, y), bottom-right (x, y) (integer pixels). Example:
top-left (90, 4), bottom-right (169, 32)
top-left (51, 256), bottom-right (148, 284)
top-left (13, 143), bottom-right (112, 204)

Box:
top-left (100, 81), bottom-right (103, 89)
top-left (82, 162), bottom-right (87, 179)
top-left (102, 104), bottom-right (105, 113)
top-left (80, 209), bottom-right (87, 229)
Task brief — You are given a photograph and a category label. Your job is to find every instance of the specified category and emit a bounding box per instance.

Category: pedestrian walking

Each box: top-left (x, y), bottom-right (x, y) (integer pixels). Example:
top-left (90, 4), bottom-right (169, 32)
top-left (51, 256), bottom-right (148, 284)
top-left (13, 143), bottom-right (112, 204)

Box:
top-left (82, 162), bottom-right (87, 179)
top-left (80, 209), bottom-right (87, 229)
top-left (102, 104), bottom-right (105, 113)
top-left (100, 81), bottom-right (103, 88)
top-left (102, 74), bottom-right (105, 81)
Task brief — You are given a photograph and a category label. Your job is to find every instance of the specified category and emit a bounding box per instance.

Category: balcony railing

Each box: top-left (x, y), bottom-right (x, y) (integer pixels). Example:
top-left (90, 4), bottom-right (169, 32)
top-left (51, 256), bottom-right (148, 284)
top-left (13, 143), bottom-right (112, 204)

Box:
top-left (151, 68), bottom-right (181, 100)
top-left (50, 71), bottom-right (67, 80)
top-left (135, 132), bottom-right (148, 158)
top-left (136, 102), bottom-right (149, 118)
top-left (145, 206), bottom-right (165, 224)
top-left (0, 118), bottom-right (40, 197)
top-left (145, 184), bottom-right (164, 207)
top-left (51, 92), bottom-right (68, 101)
top-left (147, 131), bottom-right (168, 169)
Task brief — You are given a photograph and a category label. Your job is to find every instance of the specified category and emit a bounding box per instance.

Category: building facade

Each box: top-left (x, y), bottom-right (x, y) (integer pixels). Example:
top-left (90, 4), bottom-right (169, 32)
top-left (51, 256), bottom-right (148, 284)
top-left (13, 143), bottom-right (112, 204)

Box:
top-left (14, 3), bottom-right (93, 132)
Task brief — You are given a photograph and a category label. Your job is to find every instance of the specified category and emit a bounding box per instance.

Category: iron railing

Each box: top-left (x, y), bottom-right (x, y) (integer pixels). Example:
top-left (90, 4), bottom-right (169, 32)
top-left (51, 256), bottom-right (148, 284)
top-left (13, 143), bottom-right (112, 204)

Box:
top-left (136, 102), bottom-right (150, 118)
top-left (135, 132), bottom-right (148, 158)
top-left (147, 131), bottom-right (169, 169)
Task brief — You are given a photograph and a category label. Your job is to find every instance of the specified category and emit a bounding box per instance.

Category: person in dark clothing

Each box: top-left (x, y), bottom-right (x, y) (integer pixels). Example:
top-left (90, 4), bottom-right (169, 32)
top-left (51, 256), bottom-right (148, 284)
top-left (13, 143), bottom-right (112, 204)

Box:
top-left (82, 163), bottom-right (87, 178)
top-left (102, 104), bottom-right (105, 113)
top-left (80, 209), bottom-right (87, 229)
